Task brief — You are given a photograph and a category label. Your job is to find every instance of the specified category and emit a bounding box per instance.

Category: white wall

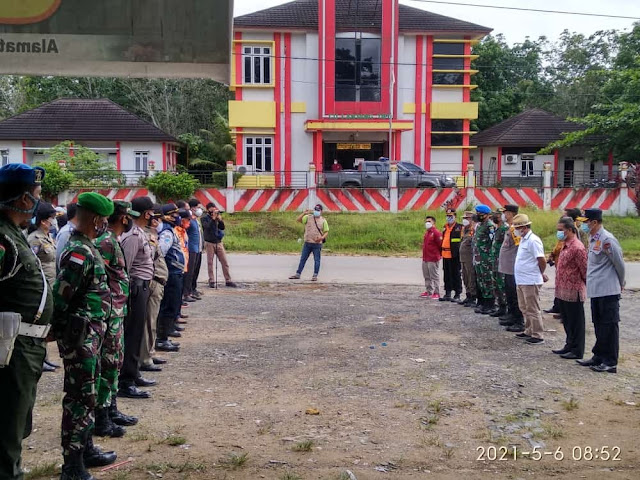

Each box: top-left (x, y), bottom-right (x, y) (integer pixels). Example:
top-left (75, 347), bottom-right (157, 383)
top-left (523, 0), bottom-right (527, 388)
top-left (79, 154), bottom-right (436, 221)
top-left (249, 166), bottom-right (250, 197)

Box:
top-left (432, 89), bottom-right (463, 103)
top-left (119, 142), bottom-right (164, 184)
top-left (430, 149), bottom-right (461, 173)
top-left (0, 141), bottom-right (24, 164)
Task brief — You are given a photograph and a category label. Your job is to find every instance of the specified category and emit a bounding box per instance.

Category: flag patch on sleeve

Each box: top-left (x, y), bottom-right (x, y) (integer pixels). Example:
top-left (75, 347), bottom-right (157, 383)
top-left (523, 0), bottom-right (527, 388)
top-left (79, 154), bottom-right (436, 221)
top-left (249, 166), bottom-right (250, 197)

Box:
top-left (70, 252), bottom-right (86, 265)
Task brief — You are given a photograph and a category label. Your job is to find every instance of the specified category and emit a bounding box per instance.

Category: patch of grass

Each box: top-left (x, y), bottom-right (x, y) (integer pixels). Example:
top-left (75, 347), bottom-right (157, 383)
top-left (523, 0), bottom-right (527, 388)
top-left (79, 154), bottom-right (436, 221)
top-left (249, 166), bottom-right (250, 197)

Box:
top-left (543, 424), bottom-right (565, 439)
top-left (146, 462), bottom-right (169, 474)
top-left (24, 462), bottom-right (58, 480)
top-left (128, 432), bottom-right (150, 442)
top-left (292, 440), bottom-right (314, 452)
top-left (562, 397), bottom-right (579, 411)
top-left (421, 435), bottom-right (442, 448)
top-left (175, 460), bottom-right (207, 473)
top-left (164, 435), bottom-right (187, 446)
top-left (280, 472), bottom-right (303, 480)
top-left (112, 472), bottom-right (130, 480)
top-left (334, 473), bottom-right (352, 480)
top-left (420, 414), bottom-right (439, 429)
top-left (257, 422), bottom-right (273, 435)
top-left (428, 399), bottom-right (443, 413)
top-left (220, 452), bottom-right (248, 469)
top-left (443, 445), bottom-right (456, 459)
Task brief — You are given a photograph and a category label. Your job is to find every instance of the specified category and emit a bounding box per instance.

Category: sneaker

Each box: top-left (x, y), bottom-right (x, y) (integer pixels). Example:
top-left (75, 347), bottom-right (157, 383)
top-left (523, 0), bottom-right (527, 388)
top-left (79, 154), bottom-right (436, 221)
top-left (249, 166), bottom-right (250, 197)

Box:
top-left (311, 275), bottom-right (318, 282)
top-left (431, 293), bottom-right (440, 300)
top-left (525, 337), bottom-right (545, 345)
top-left (420, 292), bottom-right (431, 298)
top-left (515, 332), bottom-right (530, 338)
top-left (289, 274), bottom-right (301, 280)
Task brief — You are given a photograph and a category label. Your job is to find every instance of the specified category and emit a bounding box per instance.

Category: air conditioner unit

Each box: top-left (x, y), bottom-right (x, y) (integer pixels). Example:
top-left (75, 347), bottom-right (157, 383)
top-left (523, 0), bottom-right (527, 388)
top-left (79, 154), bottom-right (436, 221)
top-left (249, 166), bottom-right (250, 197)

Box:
top-left (503, 154), bottom-right (519, 165)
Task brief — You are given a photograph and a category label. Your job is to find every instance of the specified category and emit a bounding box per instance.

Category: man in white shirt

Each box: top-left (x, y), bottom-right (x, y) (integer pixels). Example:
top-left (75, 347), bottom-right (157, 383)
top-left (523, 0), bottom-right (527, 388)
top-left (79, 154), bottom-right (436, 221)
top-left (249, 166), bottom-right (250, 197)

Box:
top-left (512, 214), bottom-right (548, 344)
top-left (55, 202), bottom-right (77, 270)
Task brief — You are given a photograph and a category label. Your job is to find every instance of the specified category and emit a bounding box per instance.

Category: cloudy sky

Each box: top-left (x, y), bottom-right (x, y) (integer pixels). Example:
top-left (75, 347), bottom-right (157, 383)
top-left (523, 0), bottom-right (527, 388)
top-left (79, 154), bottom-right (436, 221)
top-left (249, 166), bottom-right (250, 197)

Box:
top-left (234, 0), bottom-right (640, 43)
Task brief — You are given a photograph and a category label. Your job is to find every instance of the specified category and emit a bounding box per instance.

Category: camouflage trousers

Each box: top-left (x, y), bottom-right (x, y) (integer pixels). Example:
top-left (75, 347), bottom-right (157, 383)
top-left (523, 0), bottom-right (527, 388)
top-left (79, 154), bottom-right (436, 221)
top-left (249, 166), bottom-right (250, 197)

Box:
top-left (96, 314), bottom-right (124, 408)
top-left (493, 260), bottom-right (507, 307)
top-left (57, 321), bottom-right (105, 455)
top-left (475, 258), bottom-right (495, 300)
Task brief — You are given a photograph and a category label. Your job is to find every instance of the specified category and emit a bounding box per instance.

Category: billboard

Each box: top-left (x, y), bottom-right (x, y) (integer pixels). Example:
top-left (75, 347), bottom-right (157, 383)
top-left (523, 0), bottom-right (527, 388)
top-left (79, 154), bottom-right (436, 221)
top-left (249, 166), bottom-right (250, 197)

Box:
top-left (0, 0), bottom-right (233, 82)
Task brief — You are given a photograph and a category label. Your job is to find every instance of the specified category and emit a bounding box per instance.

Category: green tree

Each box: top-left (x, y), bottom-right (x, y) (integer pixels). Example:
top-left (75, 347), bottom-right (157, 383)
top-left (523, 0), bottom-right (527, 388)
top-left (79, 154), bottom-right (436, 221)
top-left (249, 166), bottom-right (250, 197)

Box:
top-left (179, 114), bottom-right (235, 170)
top-left (145, 172), bottom-right (200, 202)
top-left (46, 141), bottom-right (124, 186)
top-left (36, 161), bottom-right (75, 201)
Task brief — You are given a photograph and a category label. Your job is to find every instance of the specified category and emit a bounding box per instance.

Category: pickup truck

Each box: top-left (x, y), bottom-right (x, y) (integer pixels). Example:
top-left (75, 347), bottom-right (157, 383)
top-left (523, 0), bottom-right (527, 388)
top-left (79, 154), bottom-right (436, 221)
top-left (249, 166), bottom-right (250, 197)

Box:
top-left (323, 161), bottom-right (456, 188)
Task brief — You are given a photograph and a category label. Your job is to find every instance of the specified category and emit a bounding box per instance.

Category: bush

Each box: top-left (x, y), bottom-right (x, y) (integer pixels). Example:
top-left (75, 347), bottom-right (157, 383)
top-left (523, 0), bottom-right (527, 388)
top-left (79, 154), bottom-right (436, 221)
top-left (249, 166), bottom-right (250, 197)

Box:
top-left (47, 141), bottom-right (124, 187)
top-left (211, 171), bottom-right (244, 188)
top-left (145, 172), bottom-right (200, 202)
top-left (37, 161), bottom-right (75, 201)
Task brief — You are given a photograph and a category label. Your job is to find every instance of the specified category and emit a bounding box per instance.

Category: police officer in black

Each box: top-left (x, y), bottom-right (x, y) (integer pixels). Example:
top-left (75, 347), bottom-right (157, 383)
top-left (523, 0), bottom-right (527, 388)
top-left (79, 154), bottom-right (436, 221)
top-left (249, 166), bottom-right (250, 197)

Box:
top-left (0, 164), bottom-right (53, 480)
top-left (439, 208), bottom-right (464, 302)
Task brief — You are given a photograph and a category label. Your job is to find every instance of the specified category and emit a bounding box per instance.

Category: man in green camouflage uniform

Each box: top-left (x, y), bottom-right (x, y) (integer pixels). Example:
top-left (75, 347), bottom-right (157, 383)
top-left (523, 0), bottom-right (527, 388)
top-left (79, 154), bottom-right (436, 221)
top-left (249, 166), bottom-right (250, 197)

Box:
top-left (490, 211), bottom-right (509, 318)
top-left (457, 211), bottom-right (477, 306)
top-left (95, 201), bottom-right (139, 438)
top-left (474, 204), bottom-right (496, 315)
top-left (0, 164), bottom-right (53, 480)
top-left (51, 192), bottom-right (116, 480)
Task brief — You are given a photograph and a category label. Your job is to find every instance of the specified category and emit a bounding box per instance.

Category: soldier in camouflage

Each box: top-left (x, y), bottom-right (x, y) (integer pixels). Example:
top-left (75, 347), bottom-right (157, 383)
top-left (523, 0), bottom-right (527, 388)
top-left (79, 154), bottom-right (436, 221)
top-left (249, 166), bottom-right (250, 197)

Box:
top-left (51, 192), bottom-right (116, 480)
top-left (490, 211), bottom-right (509, 318)
top-left (474, 204), bottom-right (496, 315)
top-left (94, 201), bottom-right (139, 439)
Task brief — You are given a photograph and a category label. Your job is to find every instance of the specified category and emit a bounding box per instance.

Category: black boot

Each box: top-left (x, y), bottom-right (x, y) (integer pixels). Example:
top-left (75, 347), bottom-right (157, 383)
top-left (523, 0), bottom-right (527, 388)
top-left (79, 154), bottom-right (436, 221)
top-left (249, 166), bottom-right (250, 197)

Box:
top-left (439, 292), bottom-right (452, 302)
top-left (452, 293), bottom-right (461, 302)
top-left (499, 313), bottom-right (515, 326)
top-left (491, 304), bottom-right (507, 318)
top-left (481, 299), bottom-right (495, 315)
top-left (474, 298), bottom-right (484, 314)
top-left (464, 296), bottom-right (476, 307)
top-left (94, 407), bottom-right (125, 438)
top-left (83, 434), bottom-right (117, 468)
top-left (61, 450), bottom-right (95, 480)
top-left (109, 398), bottom-right (138, 427)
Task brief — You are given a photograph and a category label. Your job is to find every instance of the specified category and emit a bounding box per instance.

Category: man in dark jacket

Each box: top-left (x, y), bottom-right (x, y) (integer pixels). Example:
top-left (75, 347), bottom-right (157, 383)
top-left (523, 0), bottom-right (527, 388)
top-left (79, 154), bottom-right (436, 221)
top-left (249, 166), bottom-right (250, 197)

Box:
top-left (201, 203), bottom-right (236, 288)
top-left (439, 208), bottom-right (463, 302)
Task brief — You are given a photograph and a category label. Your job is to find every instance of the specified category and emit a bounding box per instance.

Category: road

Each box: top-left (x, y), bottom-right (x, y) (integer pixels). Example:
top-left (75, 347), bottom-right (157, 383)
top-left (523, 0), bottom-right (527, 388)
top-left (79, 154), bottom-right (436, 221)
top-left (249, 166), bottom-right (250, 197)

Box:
top-left (198, 253), bottom-right (640, 289)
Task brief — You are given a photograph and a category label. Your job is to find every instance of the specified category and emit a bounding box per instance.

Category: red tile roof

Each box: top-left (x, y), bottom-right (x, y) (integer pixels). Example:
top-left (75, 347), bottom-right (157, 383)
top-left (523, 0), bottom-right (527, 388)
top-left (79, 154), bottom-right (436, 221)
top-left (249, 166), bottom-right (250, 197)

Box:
top-left (0, 99), bottom-right (178, 143)
top-left (235, 0), bottom-right (491, 35)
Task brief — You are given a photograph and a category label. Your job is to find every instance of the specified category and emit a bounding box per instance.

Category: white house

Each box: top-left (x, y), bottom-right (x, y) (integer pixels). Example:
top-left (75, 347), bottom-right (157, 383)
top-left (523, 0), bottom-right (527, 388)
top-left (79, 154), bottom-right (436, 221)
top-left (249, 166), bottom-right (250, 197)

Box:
top-left (0, 98), bottom-right (180, 184)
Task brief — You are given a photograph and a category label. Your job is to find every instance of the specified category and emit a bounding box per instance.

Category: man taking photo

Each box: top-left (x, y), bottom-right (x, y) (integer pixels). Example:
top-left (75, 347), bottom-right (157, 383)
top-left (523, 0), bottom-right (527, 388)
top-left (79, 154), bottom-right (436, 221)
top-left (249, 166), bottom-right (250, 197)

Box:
top-left (202, 204), bottom-right (237, 288)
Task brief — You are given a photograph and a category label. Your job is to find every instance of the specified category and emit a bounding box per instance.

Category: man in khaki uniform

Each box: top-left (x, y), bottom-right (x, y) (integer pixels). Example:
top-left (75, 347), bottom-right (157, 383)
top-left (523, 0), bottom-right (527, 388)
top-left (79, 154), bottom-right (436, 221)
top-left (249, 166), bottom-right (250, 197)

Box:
top-left (289, 204), bottom-right (329, 281)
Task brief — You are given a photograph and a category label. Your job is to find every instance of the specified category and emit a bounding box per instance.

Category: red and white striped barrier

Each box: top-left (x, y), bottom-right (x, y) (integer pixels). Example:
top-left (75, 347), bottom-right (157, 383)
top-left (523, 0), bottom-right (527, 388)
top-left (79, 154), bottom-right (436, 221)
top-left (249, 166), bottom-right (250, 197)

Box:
top-left (66, 188), bottom-right (151, 204)
top-left (316, 189), bottom-right (390, 212)
top-left (550, 188), bottom-right (620, 212)
top-left (473, 187), bottom-right (544, 210)
top-left (398, 188), bottom-right (466, 211)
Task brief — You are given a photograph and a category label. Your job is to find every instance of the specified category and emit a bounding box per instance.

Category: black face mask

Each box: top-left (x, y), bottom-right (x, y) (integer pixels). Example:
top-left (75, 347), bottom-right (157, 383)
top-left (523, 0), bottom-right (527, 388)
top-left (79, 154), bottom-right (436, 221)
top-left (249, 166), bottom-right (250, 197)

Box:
top-left (124, 218), bottom-right (134, 233)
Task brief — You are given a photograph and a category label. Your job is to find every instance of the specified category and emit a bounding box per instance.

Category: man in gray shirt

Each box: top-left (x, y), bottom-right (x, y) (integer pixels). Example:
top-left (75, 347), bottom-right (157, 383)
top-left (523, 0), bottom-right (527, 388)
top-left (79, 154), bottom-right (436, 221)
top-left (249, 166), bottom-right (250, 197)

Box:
top-left (576, 208), bottom-right (625, 374)
top-left (498, 204), bottom-right (524, 331)
top-left (54, 202), bottom-right (77, 270)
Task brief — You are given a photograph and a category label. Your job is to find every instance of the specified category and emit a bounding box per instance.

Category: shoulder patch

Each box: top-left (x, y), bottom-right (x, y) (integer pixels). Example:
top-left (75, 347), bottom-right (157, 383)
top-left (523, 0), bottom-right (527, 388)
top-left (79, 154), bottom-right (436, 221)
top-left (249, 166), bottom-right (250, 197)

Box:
top-left (69, 252), bottom-right (86, 265)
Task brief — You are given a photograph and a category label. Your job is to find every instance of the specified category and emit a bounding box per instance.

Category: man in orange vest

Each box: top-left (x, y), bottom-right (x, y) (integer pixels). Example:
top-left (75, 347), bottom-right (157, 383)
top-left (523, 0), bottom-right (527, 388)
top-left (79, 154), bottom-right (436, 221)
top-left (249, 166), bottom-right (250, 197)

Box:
top-left (439, 208), bottom-right (463, 302)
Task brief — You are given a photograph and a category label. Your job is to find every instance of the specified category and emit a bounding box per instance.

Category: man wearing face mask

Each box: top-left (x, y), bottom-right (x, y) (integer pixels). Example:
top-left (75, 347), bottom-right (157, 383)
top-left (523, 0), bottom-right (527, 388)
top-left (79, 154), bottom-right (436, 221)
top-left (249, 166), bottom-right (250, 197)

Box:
top-left (119, 196), bottom-right (156, 399)
top-left (489, 211), bottom-right (508, 318)
top-left (421, 215), bottom-right (443, 299)
top-left (289, 204), bottom-right (329, 281)
top-left (95, 201), bottom-right (139, 438)
top-left (457, 211), bottom-right (477, 306)
top-left (0, 164), bottom-right (54, 480)
top-left (186, 198), bottom-right (205, 299)
top-left (51, 192), bottom-right (116, 479)
top-left (202, 203), bottom-right (237, 288)
top-left (576, 208), bottom-right (625, 373)
top-left (497, 205), bottom-right (524, 331)
top-left (439, 209), bottom-right (463, 302)
top-left (474, 205), bottom-right (497, 314)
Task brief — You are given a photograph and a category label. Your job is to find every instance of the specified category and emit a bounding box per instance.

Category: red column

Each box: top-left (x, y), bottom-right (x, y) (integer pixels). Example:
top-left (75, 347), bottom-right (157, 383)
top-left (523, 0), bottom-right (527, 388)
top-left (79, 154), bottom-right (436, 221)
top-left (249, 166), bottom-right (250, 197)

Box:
top-left (424, 36), bottom-right (433, 171)
top-left (22, 140), bottom-right (27, 164)
top-left (497, 147), bottom-right (502, 184)
top-left (607, 151), bottom-right (614, 178)
top-left (414, 35), bottom-right (423, 168)
top-left (162, 142), bottom-right (167, 171)
top-left (284, 33), bottom-right (292, 186)
top-left (553, 149), bottom-right (559, 187)
top-left (116, 141), bottom-right (121, 170)
top-left (274, 33), bottom-right (282, 187)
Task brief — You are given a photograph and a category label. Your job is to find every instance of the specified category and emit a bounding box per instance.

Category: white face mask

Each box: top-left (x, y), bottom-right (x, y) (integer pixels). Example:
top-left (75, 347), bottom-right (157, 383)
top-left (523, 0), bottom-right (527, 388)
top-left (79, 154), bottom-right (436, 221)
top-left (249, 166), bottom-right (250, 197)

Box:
top-left (195, 208), bottom-right (203, 217)
top-left (155, 221), bottom-right (163, 233)
top-left (425, 221), bottom-right (433, 230)
top-left (462, 219), bottom-right (470, 227)
top-left (501, 214), bottom-right (507, 223)
top-left (513, 228), bottom-right (522, 238)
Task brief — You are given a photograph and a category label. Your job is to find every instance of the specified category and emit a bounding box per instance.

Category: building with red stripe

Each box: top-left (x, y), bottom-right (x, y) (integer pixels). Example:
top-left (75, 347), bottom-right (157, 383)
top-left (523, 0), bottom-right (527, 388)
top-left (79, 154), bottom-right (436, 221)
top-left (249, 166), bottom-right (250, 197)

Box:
top-left (231, 0), bottom-right (491, 187)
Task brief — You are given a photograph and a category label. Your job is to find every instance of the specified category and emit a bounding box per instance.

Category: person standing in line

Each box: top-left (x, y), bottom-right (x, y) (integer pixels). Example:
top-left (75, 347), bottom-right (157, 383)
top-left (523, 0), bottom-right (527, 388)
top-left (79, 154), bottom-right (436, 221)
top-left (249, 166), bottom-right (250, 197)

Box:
top-left (202, 204), bottom-right (237, 288)
top-left (51, 192), bottom-right (117, 479)
top-left (473, 205), bottom-right (496, 314)
top-left (0, 164), bottom-right (54, 480)
top-left (457, 211), bottom-right (477, 306)
top-left (552, 217), bottom-right (587, 360)
top-left (576, 208), bottom-right (625, 373)
top-left (55, 202), bottom-right (77, 269)
top-left (27, 202), bottom-right (60, 373)
top-left (421, 215), bottom-right (443, 299)
top-left (156, 204), bottom-right (186, 353)
top-left (512, 214), bottom-right (547, 345)
top-left (181, 205), bottom-right (200, 302)
top-left (497, 205), bottom-right (524, 332)
top-left (439, 208), bottom-right (463, 302)
top-left (119, 196), bottom-right (156, 399)
top-left (489, 211), bottom-right (508, 318)
top-left (95, 201), bottom-right (139, 439)
top-left (289, 204), bottom-right (329, 282)
top-left (187, 198), bottom-right (205, 298)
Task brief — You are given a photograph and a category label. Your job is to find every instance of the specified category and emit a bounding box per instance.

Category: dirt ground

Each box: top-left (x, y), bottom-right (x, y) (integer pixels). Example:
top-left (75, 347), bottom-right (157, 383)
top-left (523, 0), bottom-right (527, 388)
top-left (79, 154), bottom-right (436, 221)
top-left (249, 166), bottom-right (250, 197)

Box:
top-left (24, 283), bottom-right (640, 480)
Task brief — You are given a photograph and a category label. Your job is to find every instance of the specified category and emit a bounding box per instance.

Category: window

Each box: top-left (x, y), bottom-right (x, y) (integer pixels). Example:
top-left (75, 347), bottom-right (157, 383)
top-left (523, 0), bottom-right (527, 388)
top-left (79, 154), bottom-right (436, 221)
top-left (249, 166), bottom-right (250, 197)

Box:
top-left (433, 43), bottom-right (465, 55)
top-left (433, 57), bottom-right (464, 70)
top-left (431, 134), bottom-right (464, 146)
top-left (135, 151), bottom-right (149, 172)
top-left (0, 149), bottom-right (8, 166)
top-left (521, 160), bottom-right (534, 177)
top-left (244, 137), bottom-right (273, 172)
top-left (335, 36), bottom-right (381, 102)
top-left (432, 72), bottom-right (465, 85)
top-left (590, 162), bottom-right (596, 180)
top-left (243, 46), bottom-right (271, 85)
top-left (431, 120), bottom-right (463, 132)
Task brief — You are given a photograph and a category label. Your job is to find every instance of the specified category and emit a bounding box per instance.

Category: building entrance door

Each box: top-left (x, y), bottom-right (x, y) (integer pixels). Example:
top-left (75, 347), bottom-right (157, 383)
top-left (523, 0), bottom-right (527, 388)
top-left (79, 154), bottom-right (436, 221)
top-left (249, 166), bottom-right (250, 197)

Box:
top-left (563, 159), bottom-right (574, 187)
top-left (323, 142), bottom-right (384, 170)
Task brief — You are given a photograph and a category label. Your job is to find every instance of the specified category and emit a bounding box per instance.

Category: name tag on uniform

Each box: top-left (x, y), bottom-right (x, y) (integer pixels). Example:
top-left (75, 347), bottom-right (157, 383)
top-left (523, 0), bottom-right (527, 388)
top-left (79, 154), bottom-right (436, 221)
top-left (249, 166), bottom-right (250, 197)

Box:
top-left (592, 240), bottom-right (602, 253)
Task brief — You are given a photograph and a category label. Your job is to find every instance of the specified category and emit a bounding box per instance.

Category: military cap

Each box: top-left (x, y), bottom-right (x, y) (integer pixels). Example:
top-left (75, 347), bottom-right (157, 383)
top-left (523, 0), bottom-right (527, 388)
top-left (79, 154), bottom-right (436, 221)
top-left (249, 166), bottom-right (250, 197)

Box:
top-left (35, 201), bottom-right (56, 222)
top-left (445, 208), bottom-right (456, 215)
top-left (152, 203), bottom-right (164, 218)
top-left (162, 203), bottom-right (179, 216)
top-left (131, 196), bottom-right (154, 215)
top-left (113, 200), bottom-right (139, 218)
top-left (178, 208), bottom-right (191, 219)
top-left (577, 208), bottom-right (602, 222)
top-left (0, 163), bottom-right (45, 185)
top-left (475, 204), bottom-right (491, 214)
top-left (504, 204), bottom-right (519, 214)
top-left (77, 192), bottom-right (114, 217)
top-left (512, 213), bottom-right (532, 227)
top-left (462, 210), bottom-right (474, 218)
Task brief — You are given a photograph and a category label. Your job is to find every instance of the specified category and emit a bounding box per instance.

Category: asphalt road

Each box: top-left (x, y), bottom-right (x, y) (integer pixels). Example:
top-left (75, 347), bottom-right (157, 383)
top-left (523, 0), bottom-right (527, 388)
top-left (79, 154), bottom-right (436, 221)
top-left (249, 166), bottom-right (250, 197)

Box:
top-left (198, 253), bottom-right (640, 290)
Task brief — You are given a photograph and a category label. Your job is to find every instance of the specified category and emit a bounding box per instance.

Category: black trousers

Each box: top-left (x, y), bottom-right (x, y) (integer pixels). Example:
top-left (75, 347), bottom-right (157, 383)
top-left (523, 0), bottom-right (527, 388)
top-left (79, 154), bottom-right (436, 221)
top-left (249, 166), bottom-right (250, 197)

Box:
top-left (157, 273), bottom-right (184, 341)
top-left (504, 274), bottom-right (523, 322)
top-left (443, 257), bottom-right (462, 295)
top-left (192, 252), bottom-right (202, 291)
top-left (182, 252), bottom-right (199, 297)
top-left (590, 295), bottom-right (620, 366)
top-left (558, 299), bottom-right (585, 357)
top-left (120, 278), bottom-right (151, 387)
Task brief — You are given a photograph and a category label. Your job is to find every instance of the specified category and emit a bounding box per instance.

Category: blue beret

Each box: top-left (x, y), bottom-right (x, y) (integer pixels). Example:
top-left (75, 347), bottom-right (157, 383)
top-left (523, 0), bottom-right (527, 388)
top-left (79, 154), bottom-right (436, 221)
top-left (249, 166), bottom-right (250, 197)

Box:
top-left (475, 204), bottom-right (491, 214)
top-left (0, 163), bottom-right (45, 185)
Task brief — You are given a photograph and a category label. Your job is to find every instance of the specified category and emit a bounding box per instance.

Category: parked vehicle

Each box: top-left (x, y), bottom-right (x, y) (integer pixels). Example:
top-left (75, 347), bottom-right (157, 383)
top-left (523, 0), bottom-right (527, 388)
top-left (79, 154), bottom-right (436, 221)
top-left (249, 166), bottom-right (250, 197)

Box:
top-left (322, 161), bottom-right (456, 188)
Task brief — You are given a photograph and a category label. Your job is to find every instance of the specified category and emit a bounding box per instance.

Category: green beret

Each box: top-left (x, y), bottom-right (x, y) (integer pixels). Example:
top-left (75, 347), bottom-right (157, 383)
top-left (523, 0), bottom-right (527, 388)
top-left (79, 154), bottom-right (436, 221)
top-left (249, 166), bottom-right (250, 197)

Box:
top-left (113, 200), bottom-right (140, 218)
top-left (77, 192), bottom-right (114, 217)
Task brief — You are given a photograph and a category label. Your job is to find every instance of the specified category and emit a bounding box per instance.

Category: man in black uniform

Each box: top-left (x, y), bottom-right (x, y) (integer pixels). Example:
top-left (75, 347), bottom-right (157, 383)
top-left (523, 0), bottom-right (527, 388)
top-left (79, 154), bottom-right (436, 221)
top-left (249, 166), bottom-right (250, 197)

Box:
top-left (439, 208), bottom-right (463, 302)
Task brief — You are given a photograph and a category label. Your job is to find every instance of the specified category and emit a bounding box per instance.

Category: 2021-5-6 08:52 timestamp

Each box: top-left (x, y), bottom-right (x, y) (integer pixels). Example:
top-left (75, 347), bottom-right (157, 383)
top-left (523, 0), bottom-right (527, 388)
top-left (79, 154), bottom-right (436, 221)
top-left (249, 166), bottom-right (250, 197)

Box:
top-left (477, 445), bottom-right (621, 461)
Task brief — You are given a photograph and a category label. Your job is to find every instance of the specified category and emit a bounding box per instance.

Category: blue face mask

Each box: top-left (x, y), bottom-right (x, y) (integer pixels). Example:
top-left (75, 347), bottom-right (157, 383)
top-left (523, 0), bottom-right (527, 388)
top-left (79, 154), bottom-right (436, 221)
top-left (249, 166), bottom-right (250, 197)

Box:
top-left (446, 216), bottom-right (455, 225)
top-left (556, 231), bottom-right (566, 241)
top-left (580, 223), bottom-right (590, 234)
top-left (313, 210), bottom-right (321, 217)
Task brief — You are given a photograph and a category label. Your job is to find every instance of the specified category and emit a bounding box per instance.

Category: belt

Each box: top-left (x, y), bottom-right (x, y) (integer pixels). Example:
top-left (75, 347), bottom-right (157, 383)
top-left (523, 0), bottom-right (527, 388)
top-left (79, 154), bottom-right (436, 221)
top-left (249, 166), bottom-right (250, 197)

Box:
top-left (153, 276), bottom-right (167, 286)
top-left (132, 278), bottom-right (151, 287)
top-left (19, 322), bottom-right (51, 339)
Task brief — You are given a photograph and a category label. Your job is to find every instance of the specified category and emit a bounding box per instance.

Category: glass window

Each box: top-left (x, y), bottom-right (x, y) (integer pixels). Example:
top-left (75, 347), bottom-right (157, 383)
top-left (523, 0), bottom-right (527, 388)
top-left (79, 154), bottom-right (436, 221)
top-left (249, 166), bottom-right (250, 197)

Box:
top-left (244, 137), bottom-right (273, 172)
top-left (521, 160), bottom-right (534, 177)
top-left (431, 134), bottom-right (464, 146)
top-left (335, 36), bottom-right (380, 102)
top-left (0, 149), bottom-right (8, 166)
top-left (398, 162), bottom-right (425, 174)
top-left (433, 57), bottom-right (465, 70)
top-left (433, 72), bottom-right (464, 85)
top-left (242, 45), bottom-right (272, 85)
top-left (431, 120), bottom-right (463, 132)
top-left (135, 151), bottom-right (149, 172)
top-left (432, 43), bottom-right (465, 55)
